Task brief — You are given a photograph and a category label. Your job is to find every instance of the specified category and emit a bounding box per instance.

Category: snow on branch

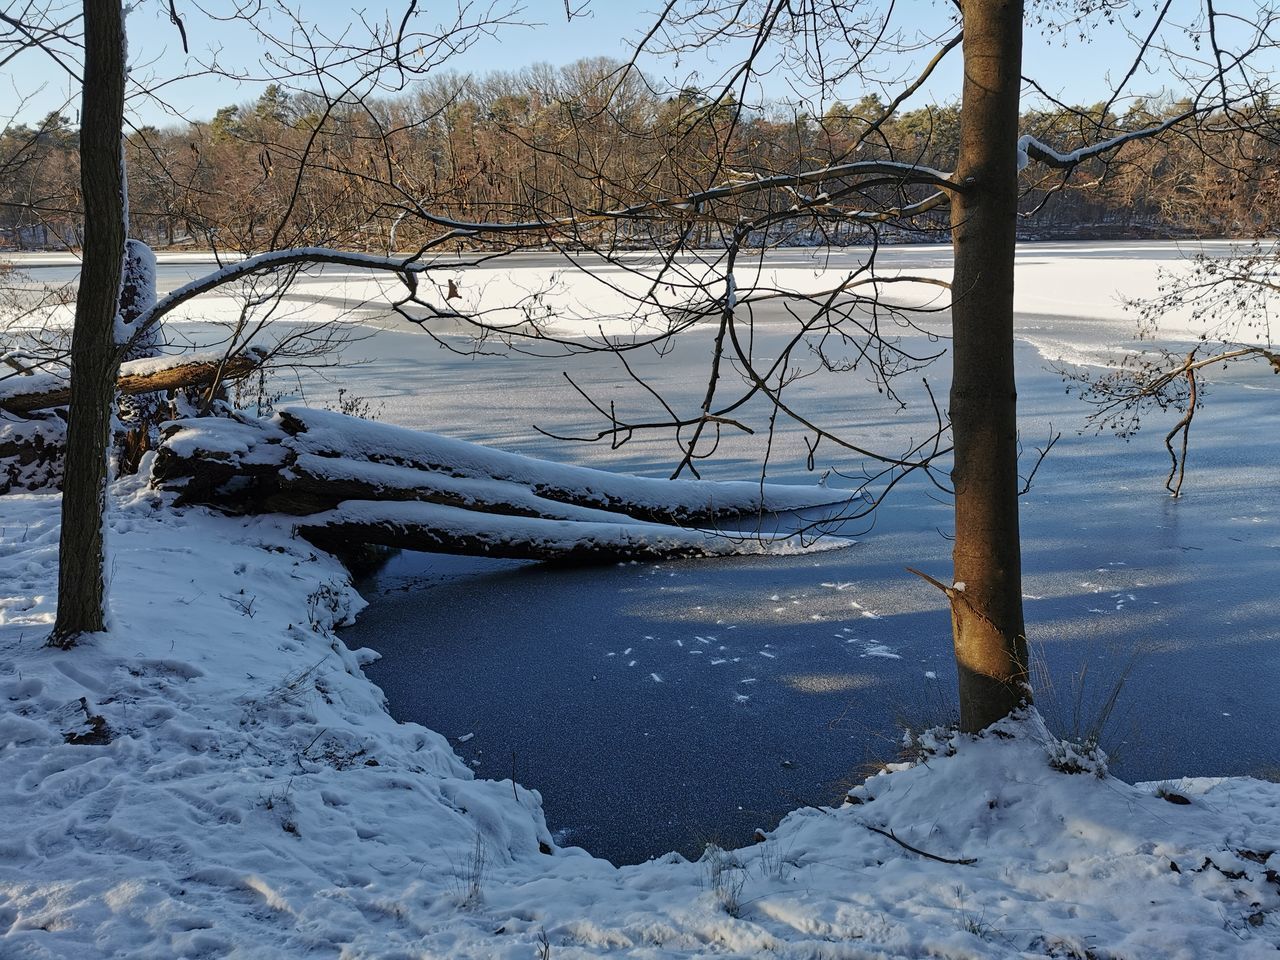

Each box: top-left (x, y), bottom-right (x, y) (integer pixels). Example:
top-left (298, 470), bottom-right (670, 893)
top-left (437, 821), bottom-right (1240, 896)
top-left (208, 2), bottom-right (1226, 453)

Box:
top-left (277, 406), bottom-right (852, 522)
top-left (1017, 111), bottom-right (1193, 172)
top-left (126, 248), bottom-right (440, 356)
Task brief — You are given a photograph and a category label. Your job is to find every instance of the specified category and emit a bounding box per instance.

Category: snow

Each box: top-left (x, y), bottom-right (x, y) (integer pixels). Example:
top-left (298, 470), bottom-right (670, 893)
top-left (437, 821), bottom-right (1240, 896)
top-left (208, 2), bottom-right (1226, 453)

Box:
top-left (120, 345), bottom-right (266, 378)
top-left (0, 370), bottom-right (63, 404)
top-left (1, 483), bottom-right (1278, 957)
top-left (0, 413), bottom-right (64, 492)
top-left (158, 413), bottom-right (288, 461)
top-left (115, 238), bottom-right (159, 356)
top-left (289, 453), bottom-right (655, 524)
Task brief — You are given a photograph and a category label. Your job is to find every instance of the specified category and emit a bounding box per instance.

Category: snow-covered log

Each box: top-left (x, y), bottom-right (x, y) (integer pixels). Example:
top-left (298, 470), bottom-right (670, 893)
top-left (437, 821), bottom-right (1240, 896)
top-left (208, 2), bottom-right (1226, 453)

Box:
top-left (275, 406), bottom-right (852, 524)
top-left (0, 414), bottom-right (66, 493)
top-left (151, 409), bottom-right (854, 563)
top-left (296, 500), bottom-right (847, 563)
top-left (0, 347), bottom-right (266, 414)
top-left (276, 453), bottom-right (655, 523)
top-left (151, 414), bottom-right (291, 510)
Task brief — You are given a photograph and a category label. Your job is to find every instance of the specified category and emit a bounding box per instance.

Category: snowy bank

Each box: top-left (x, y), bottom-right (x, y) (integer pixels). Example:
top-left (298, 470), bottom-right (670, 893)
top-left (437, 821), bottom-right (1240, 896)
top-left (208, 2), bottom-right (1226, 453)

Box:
top-left (1, 482), bottom-right (1278, 958)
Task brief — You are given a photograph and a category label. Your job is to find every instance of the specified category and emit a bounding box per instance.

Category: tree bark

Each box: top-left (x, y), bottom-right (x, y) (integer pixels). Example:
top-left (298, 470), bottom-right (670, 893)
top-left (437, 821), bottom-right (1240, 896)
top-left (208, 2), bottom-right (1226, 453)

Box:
top-left (49, 2), bottom-right (127, 647)
top-left (948, 0), bottom-right (1031, 730)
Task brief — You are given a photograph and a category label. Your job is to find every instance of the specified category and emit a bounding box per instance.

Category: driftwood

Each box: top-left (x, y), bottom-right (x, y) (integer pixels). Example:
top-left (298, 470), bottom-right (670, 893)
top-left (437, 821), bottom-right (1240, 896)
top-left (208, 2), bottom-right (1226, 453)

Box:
top-left (0, 348), bottom-right (265, 414)
top-left (152, 408), bottom-right (854, 565)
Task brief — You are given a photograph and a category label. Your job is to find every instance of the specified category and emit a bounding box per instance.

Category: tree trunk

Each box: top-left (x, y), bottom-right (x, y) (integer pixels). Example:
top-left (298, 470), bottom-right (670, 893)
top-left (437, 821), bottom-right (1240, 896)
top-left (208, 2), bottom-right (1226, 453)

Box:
top-left (947, 0), bottom-right (1030, 730)
top-left (49, 1), bottom-right (127, 647)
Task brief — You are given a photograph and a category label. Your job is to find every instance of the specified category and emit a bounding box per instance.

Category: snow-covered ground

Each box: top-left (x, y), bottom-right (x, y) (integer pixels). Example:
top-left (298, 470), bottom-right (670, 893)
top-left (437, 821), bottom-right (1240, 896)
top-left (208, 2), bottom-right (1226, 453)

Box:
top-left (2, 480), bottom-right (1278, 958)
top-left (2, 244), bottom-right (1279, 956)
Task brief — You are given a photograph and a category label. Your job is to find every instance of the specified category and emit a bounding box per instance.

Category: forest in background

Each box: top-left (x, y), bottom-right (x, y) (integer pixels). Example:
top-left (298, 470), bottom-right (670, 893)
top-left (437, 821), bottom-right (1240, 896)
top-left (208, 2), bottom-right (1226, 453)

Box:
top-left (3, 56), bottom-right (1277, 253)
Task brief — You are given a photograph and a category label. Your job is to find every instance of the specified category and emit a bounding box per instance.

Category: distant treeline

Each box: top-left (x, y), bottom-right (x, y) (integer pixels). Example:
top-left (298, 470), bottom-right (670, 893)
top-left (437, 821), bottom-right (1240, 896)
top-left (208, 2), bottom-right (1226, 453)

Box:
top-left (2, 57), bottom-right (1275, 252)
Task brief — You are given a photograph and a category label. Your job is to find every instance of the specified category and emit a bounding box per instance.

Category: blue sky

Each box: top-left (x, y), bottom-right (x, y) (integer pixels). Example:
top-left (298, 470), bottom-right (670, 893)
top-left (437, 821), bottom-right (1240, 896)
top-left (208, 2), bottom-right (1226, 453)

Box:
top-left (3, 0), bottom-right (1236, 128)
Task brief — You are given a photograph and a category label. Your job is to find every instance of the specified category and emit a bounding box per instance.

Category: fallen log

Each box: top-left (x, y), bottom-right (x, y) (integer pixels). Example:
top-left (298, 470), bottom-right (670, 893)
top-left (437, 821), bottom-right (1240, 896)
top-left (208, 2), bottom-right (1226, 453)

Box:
top-left (0, 347), bottom-right (267, 414)
top-left (151, 414), bottom-right (290, 511)
top-left (275, 406), bottom-right (853, 524)
top-left (151, 410), bottom-right (858, 564)
top-left (296, 500), bottom-right (852, 563)
top-left (275, 453), bottom-right (650, 522)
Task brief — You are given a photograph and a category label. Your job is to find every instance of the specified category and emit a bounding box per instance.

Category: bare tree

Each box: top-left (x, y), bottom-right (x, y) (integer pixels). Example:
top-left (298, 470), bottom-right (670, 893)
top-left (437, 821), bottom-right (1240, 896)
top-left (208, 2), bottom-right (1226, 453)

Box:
top-left (48, 0), bottom-right (126, 645)
top-left (943, 1), bottom-right (1032, 729)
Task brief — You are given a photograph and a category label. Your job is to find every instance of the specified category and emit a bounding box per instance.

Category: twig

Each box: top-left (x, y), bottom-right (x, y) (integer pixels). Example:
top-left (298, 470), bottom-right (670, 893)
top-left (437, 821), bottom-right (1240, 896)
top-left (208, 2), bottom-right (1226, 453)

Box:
top-left (301, 727), bottom-right (328, 759)
top-left (906, 566), bottom-right (1006, 639)
top-left (906, 565), bottom-right (956, 599)
top-left (862, 823), bottom-right (977, 865)
top-left (1165, 355), bottom-right (1197, 498)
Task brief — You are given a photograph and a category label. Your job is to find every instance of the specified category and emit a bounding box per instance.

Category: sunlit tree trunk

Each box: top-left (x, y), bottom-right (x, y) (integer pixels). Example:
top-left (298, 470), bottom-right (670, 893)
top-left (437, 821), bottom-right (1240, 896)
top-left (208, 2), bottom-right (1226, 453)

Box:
top-left (947, 0), bottom-right (1031, 729)
top-left (49, 1), bottom-right (126, 647)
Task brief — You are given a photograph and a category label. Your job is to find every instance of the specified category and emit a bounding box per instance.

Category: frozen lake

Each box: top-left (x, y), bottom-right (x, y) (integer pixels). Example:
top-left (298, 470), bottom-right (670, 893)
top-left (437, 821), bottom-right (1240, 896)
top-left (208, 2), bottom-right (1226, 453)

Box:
top-left (12, 242), bottom-right (1277, 864)
top-left (316, 249), bottom-right (1278, 864)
